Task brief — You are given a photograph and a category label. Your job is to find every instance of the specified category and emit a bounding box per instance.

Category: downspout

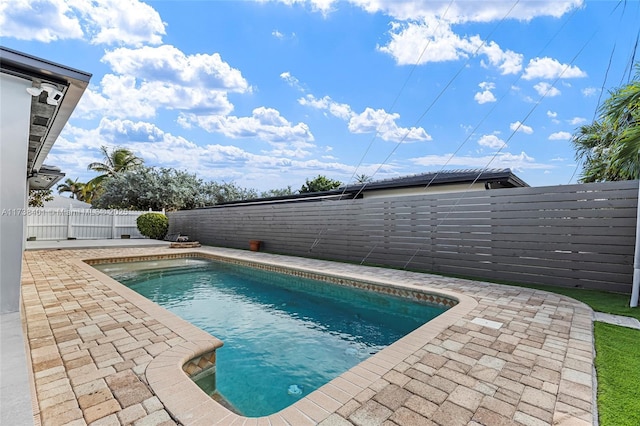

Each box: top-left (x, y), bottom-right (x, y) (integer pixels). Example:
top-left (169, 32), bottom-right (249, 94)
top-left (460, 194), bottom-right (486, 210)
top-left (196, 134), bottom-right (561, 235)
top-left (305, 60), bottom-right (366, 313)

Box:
top-left (631, 179), bottom-right (640, 307)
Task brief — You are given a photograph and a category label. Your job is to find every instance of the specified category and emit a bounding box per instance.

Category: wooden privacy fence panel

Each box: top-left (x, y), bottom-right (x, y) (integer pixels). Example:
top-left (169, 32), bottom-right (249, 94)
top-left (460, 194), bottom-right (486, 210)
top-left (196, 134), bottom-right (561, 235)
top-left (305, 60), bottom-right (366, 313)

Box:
top-left (168, 180), bottom-right (639, 293)
top-left (26, 208), bottom-right (162, 240)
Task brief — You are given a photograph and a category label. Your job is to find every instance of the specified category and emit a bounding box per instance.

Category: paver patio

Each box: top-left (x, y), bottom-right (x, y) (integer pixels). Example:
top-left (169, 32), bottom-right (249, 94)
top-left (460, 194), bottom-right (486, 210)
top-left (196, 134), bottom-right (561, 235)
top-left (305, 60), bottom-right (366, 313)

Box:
top-left (19, 246), bottom-right (595, 425)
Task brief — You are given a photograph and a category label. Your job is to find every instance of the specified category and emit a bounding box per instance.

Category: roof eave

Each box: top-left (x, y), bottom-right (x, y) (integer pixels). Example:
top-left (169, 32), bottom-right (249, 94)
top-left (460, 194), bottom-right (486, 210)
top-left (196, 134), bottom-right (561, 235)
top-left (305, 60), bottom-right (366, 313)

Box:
top-left (1, 46), bottom-right (91, 189)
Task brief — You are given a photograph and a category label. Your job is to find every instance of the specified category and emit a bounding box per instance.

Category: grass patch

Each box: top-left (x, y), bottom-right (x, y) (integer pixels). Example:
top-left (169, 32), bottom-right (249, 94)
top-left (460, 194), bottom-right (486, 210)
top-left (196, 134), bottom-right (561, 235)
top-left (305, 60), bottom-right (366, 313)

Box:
top-left (594, 322), bottom-right (640, 425)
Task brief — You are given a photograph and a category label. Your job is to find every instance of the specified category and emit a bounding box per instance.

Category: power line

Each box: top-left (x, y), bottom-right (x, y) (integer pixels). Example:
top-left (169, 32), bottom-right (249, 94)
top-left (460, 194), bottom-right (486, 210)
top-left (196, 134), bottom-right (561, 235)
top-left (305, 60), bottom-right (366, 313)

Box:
top-left (403, 4), bottom-right (618, 270)
top-left (569, 0), bottom-right (628, 183)
top-left (340, 0), bottom-right (456, 194)
top-left (350, 0), bottom-right (522, 201)
top-left (424, 3), bottom-right (583, 191)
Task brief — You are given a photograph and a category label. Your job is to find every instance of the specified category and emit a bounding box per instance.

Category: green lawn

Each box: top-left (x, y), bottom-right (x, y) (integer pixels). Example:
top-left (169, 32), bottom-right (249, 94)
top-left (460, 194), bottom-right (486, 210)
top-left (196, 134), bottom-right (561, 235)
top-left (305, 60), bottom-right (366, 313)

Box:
top-left (594, 322), bottom-right (640, 426)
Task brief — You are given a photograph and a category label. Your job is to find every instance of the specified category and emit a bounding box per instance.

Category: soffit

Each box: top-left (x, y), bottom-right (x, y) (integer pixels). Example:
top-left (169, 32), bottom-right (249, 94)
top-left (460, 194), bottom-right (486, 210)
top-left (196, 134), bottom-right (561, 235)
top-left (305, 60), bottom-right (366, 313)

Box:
top-left (0, 46), bottom-right (91, 190)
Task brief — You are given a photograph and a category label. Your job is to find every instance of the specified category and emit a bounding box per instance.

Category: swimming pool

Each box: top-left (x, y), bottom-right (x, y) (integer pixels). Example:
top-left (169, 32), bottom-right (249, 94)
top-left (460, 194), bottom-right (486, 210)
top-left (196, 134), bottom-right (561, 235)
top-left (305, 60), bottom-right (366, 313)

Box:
top-left (94, 256), bottom-right (449, 417)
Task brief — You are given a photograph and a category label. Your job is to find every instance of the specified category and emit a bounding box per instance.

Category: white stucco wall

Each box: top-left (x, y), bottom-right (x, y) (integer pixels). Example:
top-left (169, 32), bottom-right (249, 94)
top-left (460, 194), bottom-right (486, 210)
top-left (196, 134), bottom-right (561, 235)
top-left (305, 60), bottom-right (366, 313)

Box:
top-left (1, 73), bottom-right (31, 313)
top-left (362, 182), bottom-right (486, 199)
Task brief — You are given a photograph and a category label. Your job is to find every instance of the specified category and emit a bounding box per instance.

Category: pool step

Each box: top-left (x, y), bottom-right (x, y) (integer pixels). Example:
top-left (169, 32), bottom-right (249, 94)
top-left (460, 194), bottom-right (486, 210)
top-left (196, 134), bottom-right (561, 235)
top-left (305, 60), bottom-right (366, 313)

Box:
top-left (170, 241), bottom-right (201, 248)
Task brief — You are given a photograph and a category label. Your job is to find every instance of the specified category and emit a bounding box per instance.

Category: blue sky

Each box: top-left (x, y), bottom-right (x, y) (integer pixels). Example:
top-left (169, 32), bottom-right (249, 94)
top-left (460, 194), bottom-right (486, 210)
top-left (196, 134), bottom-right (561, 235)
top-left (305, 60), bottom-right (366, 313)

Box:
top-left (2, 0), bottom-right (639, 192)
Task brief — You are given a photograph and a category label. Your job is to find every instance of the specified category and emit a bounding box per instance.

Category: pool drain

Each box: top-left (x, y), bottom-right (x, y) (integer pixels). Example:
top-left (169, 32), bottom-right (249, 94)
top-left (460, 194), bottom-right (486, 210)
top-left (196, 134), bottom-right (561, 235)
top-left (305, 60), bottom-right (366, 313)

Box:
top-left (344, 347), bottom-right (359, 356)
top-left (287, 384), bottom-right (302, 396)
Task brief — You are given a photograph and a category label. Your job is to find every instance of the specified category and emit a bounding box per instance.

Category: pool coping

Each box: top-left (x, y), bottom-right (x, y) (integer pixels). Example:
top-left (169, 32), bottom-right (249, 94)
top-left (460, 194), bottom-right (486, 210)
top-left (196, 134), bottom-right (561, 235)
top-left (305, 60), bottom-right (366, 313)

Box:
top-left (76, 249), bottom-right (478, 425)
top-left (21, 245), bottom-right (597, 426)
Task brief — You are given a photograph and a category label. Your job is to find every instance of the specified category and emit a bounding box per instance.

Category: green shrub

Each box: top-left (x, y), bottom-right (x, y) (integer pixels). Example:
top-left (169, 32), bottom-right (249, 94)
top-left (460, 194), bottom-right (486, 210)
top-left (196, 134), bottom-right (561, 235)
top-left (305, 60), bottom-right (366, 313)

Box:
top-left (136, 213), bottom-right (169, 240)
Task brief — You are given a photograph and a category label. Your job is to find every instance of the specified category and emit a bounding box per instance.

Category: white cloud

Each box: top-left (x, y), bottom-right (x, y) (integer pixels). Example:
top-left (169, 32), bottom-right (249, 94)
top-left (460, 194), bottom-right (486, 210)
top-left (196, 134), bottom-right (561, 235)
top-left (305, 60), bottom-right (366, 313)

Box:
top-left (510, 121), bottom-right (534, 134)
top-left (533, 81), bottom-right (561, 97)
top-left (377, 18), bottom-right (467, 65)
top-left (272, 29), bottom-right (295, 40)
top-left (102, 45), bottom-right (250, 92)
top-left (0, 0), bottom-right (83, 42)
top-left (258, 0), bottom-right (335, 14)
top-left (478, 134), bottom-right (506, 149)
top-left (76, 45), bottom-right (250, 119)
top-left (546, 110), bottom-right (560, 124)
top-left (299, 94), bottom-right (431, 142)
top-left (74, 0), bottom-right (165, 46)
top-left (582, 87), bottom-right (599, 97)
top-left (180, 107), bottom-right (315, 154)
top-left (298, 94), bottom-right (353, 120)
top-left (478, 41), bottom-right (523, 75)
top-left (569, 117), bottom-right (588, 125)
top-left (343, 0), bottom-right (582, 23)
top-left (474, 82), bottom-right (496, 104)
top-left (411, 151), bottom-right (549, 172)
top-left (522, 57), bottom-right (587, 80)
top-left (51, 118), bottom-right (352, 188)
top-left (548, 131), bottom-right (572, 140)
top-left (348, 107), bottom-right (432, 142)
top-left (479, 81), bottom-right (495, 90)
top-left (281, 72), bottom-right (305, 92)
top-left (77, 74), bottom-right (235, 119)
top-left (474, 90), bottom-right (496, 104)
top-left (0, 0), bottom-right (166, 46)
top-left (377, 18), bottom-right (522, 75)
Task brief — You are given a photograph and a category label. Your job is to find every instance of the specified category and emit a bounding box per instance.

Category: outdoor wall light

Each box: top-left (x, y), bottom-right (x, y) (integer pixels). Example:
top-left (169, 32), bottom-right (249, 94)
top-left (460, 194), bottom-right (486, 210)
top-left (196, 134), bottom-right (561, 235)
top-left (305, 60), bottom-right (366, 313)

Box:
top-left (26, 83), bottom-right (64, 106)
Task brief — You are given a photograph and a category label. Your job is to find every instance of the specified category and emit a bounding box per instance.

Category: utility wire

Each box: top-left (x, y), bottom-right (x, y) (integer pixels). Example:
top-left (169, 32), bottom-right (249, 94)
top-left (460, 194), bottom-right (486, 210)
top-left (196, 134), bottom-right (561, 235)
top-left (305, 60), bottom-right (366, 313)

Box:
top-left (340, 0), bottom-right (456, 194)
top-left (403, 8), bottom-right (613, 269)
top-left (423, 3), bottom-right (582, 191)
top-left (569, 0), bottom-right (628, 183)
top-left (352, 0), bottom-right (522, 201)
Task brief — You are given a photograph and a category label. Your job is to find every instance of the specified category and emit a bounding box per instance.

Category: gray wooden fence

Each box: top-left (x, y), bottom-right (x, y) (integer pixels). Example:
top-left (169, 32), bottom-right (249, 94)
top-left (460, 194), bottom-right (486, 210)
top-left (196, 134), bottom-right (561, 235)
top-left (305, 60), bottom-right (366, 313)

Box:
top-left (168, 180), bottom-right (639, 293)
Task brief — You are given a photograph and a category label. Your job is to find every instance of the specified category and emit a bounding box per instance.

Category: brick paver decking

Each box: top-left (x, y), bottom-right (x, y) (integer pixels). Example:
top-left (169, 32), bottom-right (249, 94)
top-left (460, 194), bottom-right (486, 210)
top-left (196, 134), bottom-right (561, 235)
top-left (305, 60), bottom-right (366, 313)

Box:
top-left (20, 246), bottom-right (595, 425)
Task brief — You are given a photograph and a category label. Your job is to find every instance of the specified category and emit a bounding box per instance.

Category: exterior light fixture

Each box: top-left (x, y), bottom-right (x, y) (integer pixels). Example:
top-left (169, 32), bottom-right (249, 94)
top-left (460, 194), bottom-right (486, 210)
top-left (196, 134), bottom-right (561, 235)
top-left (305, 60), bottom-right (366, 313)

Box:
top-left (26, 83), bottom-right (64, 106)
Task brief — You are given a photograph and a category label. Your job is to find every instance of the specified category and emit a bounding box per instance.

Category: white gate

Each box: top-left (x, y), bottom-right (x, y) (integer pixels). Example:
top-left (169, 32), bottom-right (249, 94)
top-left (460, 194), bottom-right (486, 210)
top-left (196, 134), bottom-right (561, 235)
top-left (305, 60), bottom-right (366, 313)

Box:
top-left (26, 207), bottom-right (165, 240)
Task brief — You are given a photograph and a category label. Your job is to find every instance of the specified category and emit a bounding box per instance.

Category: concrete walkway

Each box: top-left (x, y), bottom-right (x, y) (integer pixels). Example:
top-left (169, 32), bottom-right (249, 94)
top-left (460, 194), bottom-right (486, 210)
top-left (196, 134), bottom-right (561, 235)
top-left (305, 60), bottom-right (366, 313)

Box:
top-left (8, 241), bottom-right (639, 426)
top-left (1, 312), bottom-right (36, 426)
top-left (593, 312), bottom-right (640, 329)
top-left (25, 238), bottom-right (170, 251)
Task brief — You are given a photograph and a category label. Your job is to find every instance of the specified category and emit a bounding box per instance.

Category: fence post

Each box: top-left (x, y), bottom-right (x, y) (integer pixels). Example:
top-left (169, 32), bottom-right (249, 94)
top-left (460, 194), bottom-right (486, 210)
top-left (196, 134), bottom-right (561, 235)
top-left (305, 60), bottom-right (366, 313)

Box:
top-left (66, 205), bottom-right (73, 239)
top-left (112, 212), bottom-right (116, 239)
top-left (631, 181), bottom-right (640, 308)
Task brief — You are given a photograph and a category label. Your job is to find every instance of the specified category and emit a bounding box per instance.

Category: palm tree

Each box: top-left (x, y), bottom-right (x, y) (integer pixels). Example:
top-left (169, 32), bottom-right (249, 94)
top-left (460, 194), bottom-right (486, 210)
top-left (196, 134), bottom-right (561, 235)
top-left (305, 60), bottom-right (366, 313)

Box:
top-left (573, 63), bottom-right (639, 181)
top-left (87, 146), bottom-right (143, 188)
top-left (80, 180), bottom-right (99, 205)
top-left (56, 178), bottom-right (86, 200)
top-left (355, 173), bottom-right (373, 184)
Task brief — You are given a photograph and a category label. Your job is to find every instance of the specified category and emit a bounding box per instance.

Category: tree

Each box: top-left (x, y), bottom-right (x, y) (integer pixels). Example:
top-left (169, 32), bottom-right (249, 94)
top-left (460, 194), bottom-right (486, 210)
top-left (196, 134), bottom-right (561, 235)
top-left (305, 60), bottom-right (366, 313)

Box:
top-left (299, 175), bottom-right (343, 193)
top-left (355, 174), bottom-right (373, 184)
top-left (87, 146), bottom-right (143, 188)
top-left (260, 186), bottom-right (295, 198)
top-left (573, 63), bottom-right (640, 182)
top-left (91, 166), bottom-right (259, 210)
top-left (92, 166), bottom-right (202, 211)
top-left (200, 181), bottom-right (258, 205)
top-left (28, 189), bottom-right (53, 207)
top-left (80, 181), bottom-right (99, 205)
top-left (56, 178), bottom-right (86, 200)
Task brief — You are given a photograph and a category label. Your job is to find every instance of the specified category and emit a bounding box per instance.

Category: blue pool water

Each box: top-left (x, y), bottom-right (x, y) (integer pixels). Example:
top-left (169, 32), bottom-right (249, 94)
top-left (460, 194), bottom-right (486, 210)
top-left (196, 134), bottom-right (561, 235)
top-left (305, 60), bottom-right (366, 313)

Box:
top-left (95, 258), bottom-right (446, 417)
